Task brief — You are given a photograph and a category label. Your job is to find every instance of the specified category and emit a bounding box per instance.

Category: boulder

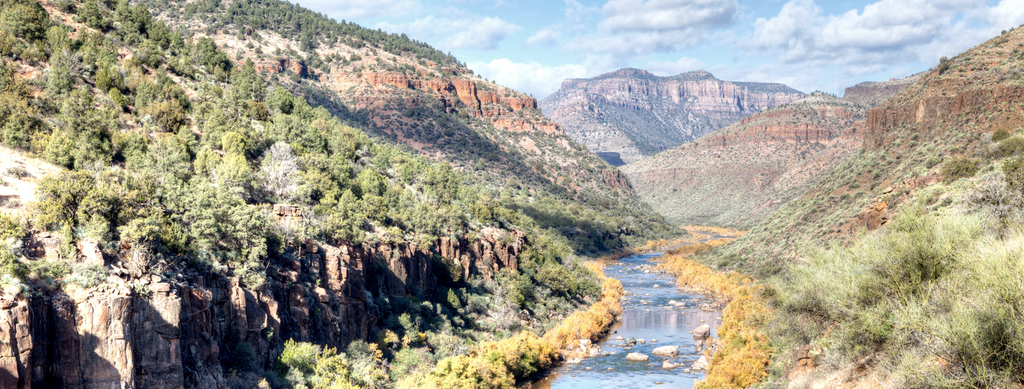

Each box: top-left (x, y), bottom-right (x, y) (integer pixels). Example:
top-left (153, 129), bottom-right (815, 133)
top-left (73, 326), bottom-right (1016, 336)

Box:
top-left (651, 345), bottom-right (679, 356)
top-left (588, 348), bottom-right (601, 357)
top-left (625, 353), bottom-right (649, 362)
top-left (624, 336), bottom-right (637, 346)
top-left (693, 324), bottom-right (711, 338)
top-left (579, 339), bottom-right (592, 348)
top-left (638, 339), bottom-right (646, 344)
top-left (78, 238), bottom-right (104, 266)
top-left (692, 355), bottom-right (709, 372)
top-left (567, 358), bottom-right (582, 364)
top-left (662, 360), bottom-right (679, 369)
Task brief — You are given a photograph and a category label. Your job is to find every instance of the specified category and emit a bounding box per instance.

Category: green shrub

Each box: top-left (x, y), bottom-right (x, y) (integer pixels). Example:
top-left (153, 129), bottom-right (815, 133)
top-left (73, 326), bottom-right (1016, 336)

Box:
top-left (997, 136), bottom-right (1024, 157)
top-left (65, 264), bottom-right (107, 288)
top-left (993, 129), bottom-right (1012, 142)
top-left (0, 1), bottom-right (48, 41)
top-left (232, 342), bottom-right (259, 373)
top-left (938, 56), bottom-right (951, 74)
top-left (941, 156), bottom-right (980, 182)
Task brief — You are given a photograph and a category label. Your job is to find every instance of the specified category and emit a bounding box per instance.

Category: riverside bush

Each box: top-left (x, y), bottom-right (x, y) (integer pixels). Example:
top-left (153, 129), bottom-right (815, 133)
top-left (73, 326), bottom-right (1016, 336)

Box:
top-left (772, 209), bottom-right (1024, 387)
top-left (419, 262), bottom-right (621, 388)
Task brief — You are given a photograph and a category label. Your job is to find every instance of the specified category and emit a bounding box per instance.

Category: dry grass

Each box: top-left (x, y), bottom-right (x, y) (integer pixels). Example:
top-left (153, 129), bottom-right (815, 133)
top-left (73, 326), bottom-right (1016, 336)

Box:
top-left (656, 238), bottom-right (772, 389)
top-left (628, 225), bottom-right (746, 255)
top-left (684, 225), bottom-right (748, 237)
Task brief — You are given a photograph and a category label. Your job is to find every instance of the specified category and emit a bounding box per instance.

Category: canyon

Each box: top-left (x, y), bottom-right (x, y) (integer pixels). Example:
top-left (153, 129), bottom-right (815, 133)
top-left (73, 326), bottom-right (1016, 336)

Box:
top-left (0, 226), bottom-right (524, 388)
top-left (540, 69), bottom-right (804, 165)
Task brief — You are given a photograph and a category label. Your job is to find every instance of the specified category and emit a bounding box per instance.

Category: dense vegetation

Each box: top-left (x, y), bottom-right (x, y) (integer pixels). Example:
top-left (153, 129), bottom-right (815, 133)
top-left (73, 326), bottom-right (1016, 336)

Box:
top-left (180, 0), bottom-right (461, 67)
top-left (130, 0), bottom-right (680, 256)
top-left (0, 1), bottom-right (636, 387)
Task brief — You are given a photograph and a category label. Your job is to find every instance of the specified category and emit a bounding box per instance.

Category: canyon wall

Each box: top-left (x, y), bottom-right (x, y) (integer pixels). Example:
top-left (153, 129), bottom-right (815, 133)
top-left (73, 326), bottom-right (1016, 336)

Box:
top-left (540, 69), bottom-right (805, 164)
top-left (0, 228), bottom-right (524, 389)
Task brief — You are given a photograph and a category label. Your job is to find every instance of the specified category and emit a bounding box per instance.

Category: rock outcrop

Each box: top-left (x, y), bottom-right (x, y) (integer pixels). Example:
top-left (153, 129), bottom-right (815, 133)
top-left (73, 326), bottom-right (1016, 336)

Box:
top-left (0, 229), bottom-right (525, 388)
top-left (842, 73), bottom-right (924, 107)
top-left (540, 69), bottom-right (805, 164)
top-left (622, 92), bottom-right (868, 228)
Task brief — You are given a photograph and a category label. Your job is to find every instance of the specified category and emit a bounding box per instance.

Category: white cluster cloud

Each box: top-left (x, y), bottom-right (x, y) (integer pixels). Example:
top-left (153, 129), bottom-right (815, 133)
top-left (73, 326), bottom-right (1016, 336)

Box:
top-left (752, 0), bottom-right (1024, 73)
top-left (526, 27), bottom-right (561, 47)
top-left (378, 15), bottom-right (520, 51)
top-left (599, 0), bottom-right (737, 33)
top-left (467, 59), bottom-right (591, 97)
top-left (560, 0), bottom-right (738, 58)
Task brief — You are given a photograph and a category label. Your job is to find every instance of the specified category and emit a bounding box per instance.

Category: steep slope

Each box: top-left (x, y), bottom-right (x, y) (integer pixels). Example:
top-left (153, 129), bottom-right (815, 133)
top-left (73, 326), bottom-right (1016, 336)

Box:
top-left (135, 0), bottom-right (676, 254)
top-left (0, 1), bottom-right (626, 388)
top-left (752, 27), bottom-right (1024, 389)
top-left (540, 68), bottom-right (804, 164)
top-left (714, 26), bottom-right (1024, 276)
top-left (621, 92), bottom-right (867, 228)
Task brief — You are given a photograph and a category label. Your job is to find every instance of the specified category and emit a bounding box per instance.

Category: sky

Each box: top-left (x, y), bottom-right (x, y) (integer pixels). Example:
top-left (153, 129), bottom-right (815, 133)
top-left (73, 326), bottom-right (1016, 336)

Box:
top-left (290, 0), bottom-right (1024, 99)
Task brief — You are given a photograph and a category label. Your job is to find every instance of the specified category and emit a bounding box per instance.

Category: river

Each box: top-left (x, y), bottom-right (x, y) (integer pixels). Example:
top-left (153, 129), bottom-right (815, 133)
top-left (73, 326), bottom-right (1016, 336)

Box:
top-left (528, 253), bottom-right (723, 389)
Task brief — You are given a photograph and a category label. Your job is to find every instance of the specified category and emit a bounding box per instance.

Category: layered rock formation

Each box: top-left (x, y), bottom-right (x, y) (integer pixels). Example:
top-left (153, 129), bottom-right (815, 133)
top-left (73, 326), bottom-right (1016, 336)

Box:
top-left (622, 92), bottom-right (866, 228)
top-left (540, 69), bottom-right (805, 164)
top-left (0, 228), bottom-right (524, 388)
top-left (842, 72), bottom-right (924, 107)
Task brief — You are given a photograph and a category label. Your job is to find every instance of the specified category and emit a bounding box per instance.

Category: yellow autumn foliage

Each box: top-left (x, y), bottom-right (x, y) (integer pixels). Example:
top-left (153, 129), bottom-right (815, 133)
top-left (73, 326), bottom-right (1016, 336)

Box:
top-left (424, 262), bottom-right (622, 388)
top-left (543, 263), bottom-right (623, 350)
top-left (657, 238), bottom-right (772, 389)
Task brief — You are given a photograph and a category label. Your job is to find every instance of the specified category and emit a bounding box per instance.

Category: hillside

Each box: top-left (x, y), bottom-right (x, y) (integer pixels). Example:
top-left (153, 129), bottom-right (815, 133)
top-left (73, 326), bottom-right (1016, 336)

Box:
top-left (540, 68), bottom-right (804, 165)
top-left (134, 0), bottom-right (677, 254)
top-left (621, 92), bottom-right (867, 228)
top-left (712, 26), bottom-right (1024, 276)
top-left (0, 1), bottom-right (639, 388)
top-left (730, 26), bottom-right (1024, 389)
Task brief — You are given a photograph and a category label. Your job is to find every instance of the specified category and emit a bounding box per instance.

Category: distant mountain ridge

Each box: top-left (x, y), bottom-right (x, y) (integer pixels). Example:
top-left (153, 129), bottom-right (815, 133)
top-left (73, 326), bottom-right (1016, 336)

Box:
top-left (842, 72), bottom-right (925, 106)
top-left (540, 68), bottom-right (805, 164)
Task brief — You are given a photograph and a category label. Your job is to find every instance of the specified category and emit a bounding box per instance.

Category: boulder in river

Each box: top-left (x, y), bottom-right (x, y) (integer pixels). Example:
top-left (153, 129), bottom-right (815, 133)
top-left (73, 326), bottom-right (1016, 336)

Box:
top-left (651, 345), bottom-right (680, 356)
top-left (693, 324), bottom-right (711, 338)
top-left (692, 356), bottom-right (708, 370)
top-left (638, 339), bottom-right (646, 344)
top-left (662, 360), bottom-right (679, 369)
top-left (625, 353), bottom-right (649, 362)
top-left (624, 337), bottom-right (637, 346)
top-left (589, 348), bottom-right (601, 357)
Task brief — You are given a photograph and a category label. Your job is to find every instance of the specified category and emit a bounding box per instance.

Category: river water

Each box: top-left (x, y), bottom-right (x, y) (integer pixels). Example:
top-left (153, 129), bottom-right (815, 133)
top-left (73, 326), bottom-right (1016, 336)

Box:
top-left (528, 253), bottom-right (723, 389)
